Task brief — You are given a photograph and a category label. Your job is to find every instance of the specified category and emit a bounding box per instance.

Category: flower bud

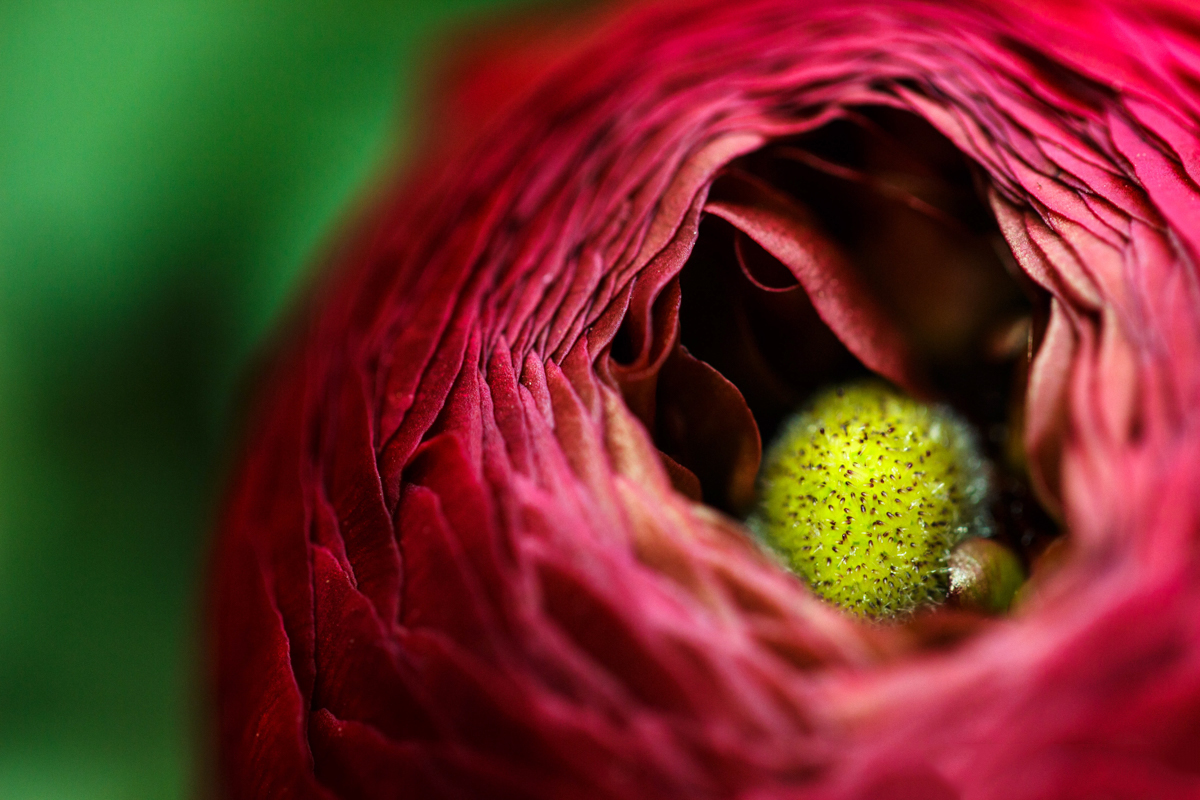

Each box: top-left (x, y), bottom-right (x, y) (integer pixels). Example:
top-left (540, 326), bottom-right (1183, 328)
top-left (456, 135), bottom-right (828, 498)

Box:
top-left (948, 537), bottom-right (1025, 614)
top-left (754, 382), bottom-right (990, 618)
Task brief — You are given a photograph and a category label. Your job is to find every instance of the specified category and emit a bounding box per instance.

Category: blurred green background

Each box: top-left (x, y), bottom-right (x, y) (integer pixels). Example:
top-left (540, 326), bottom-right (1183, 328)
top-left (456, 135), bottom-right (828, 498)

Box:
top-left (0, 1), bottom-right (552, 796)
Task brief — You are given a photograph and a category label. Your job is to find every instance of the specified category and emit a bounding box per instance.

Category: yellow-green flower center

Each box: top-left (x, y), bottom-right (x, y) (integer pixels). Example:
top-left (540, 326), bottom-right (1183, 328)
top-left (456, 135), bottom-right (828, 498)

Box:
top-left (754, 382), bottom-right (990, 618)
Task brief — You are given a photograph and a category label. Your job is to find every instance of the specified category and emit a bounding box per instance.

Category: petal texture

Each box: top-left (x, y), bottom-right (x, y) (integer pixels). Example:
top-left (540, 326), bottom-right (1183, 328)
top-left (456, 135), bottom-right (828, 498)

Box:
top-left (214, 1), bottom-right (1200, 797)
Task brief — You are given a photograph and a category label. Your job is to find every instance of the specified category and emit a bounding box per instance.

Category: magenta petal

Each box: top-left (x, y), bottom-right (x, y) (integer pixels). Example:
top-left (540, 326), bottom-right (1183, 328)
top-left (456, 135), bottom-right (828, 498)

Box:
top-left (655, 343), bottom-right (762, 514)
top-left (1024, 299), bottom-right (1075, 518)
top-left (706, 170), bottom-right (926, 396)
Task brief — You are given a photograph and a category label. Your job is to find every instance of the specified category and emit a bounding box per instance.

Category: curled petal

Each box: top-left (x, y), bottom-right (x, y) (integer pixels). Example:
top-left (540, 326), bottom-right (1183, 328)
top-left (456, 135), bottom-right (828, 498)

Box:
top-left (707, 170), bottom-right (927, 396)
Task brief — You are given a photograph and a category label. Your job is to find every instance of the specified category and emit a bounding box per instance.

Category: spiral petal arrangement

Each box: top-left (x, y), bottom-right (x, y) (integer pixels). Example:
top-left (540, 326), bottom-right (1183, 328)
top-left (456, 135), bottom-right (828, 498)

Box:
top-left (213, 2), bottom-right (1200, 797)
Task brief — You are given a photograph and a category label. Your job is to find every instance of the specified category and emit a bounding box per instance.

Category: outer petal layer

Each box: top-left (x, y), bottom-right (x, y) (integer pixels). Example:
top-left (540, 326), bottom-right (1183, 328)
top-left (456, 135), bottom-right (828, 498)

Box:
top-left (214, 1), bottom-right (1200, 797)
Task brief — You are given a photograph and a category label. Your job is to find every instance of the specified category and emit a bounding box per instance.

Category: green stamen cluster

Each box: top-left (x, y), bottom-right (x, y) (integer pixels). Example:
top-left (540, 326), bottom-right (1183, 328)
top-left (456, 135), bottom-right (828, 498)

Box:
top-left (755, 382), bottom-right (990, 618)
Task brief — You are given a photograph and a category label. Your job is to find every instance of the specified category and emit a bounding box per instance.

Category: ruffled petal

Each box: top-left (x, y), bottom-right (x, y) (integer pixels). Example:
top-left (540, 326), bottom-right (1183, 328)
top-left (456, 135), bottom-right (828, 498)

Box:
top-left (214, 1), bottom-right (1200, 797)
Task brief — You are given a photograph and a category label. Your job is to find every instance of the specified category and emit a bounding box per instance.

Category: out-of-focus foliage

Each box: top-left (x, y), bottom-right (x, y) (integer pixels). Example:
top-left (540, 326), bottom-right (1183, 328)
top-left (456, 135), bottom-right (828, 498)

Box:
top-left (0, 1), bottom-right (547, 796)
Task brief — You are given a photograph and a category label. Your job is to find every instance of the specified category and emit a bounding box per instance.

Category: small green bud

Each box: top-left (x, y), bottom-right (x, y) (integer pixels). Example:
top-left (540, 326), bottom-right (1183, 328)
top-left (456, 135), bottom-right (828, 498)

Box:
top-left (754, 382), bottom-right (991, 618)
top-left (947, 537), bottom-right (1025, 614)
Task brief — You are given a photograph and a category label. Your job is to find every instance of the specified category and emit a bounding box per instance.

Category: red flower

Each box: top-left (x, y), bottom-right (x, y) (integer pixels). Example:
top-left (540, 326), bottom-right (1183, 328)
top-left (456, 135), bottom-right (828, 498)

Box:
top-left (213, 1), bottom-right (1200, 797)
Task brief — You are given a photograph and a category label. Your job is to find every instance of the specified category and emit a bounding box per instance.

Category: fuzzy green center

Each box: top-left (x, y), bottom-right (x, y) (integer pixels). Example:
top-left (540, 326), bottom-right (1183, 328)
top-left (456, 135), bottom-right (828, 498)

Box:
top-left (755, 382), bottom-right (989, 618)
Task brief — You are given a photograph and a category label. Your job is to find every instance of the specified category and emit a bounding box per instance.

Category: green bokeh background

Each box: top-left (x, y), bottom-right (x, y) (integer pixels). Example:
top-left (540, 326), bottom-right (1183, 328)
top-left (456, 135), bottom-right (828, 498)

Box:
top-left (0, 1), bottom-right (551, 796)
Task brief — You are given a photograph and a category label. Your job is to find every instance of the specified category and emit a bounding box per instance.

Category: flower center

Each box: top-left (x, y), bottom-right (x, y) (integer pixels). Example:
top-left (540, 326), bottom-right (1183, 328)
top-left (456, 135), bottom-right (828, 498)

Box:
top-left (754, 382), bottom-right (991, 618)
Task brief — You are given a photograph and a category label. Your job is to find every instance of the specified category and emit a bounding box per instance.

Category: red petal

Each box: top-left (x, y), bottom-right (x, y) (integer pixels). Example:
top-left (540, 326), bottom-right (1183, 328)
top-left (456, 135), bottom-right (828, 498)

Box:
top-left (706, 170), bottom-right (927, 396)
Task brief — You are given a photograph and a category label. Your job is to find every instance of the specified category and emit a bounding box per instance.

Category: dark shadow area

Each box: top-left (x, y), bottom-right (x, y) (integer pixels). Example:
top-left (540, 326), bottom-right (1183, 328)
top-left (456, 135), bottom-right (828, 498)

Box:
top-left (676, 107), bottom-right (1059, 568)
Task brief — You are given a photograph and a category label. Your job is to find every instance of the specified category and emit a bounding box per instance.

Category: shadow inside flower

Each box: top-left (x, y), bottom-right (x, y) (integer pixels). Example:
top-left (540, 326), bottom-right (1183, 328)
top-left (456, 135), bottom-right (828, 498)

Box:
top-left (608, 106), bottom-right (1061, 640)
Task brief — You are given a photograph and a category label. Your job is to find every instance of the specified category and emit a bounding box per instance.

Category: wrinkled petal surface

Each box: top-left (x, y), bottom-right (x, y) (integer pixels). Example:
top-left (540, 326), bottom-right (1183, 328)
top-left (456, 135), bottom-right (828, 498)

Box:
top-left (214, 1), bottom-right (1200, 797)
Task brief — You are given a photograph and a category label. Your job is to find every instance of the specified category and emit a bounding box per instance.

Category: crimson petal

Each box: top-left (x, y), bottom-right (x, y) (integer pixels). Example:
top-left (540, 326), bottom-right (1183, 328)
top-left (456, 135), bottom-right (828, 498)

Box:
top-left (707, 170), bottom-right (927, 396)
top-left (213, 2), bottom-right (1200, 797)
